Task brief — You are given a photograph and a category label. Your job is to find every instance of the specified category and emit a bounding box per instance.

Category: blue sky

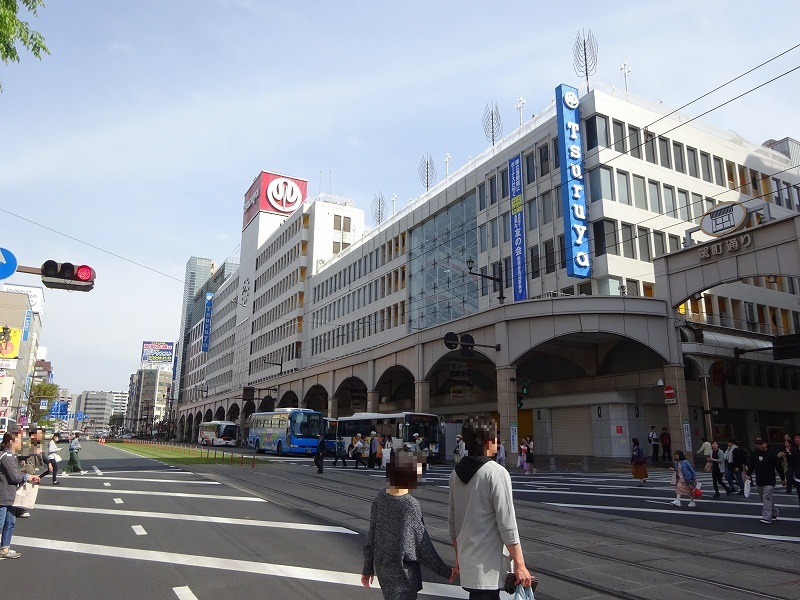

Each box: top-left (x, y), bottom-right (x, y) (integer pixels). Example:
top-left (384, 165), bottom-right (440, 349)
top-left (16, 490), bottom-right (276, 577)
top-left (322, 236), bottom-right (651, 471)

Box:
top-left (1, 1), bottom-right (799, 394)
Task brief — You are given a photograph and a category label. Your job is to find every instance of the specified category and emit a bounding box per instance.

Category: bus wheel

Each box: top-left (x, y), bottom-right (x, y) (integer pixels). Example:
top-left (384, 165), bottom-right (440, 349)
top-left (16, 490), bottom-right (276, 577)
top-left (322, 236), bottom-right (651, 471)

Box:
top-left (276, 442), bottom-right (283, 456)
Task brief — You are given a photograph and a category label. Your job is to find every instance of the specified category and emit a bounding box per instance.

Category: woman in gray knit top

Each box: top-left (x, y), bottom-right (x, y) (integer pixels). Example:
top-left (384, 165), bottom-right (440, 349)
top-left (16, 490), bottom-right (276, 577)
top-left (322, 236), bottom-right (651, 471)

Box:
top-left (362, 450), bottom-right (457, 599)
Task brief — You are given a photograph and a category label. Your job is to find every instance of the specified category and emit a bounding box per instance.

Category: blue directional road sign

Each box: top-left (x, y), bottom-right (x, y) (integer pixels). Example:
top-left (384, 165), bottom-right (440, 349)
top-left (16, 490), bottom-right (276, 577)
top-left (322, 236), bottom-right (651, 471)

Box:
top-left (40, 399), bottom-right (49, 409)
top-left (0, 248), bottom-right (18, 280)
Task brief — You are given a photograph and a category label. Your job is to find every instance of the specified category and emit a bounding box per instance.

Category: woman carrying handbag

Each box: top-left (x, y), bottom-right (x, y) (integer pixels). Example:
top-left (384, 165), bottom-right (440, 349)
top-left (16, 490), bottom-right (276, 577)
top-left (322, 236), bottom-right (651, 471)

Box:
top-left (670, 450), bottom-right (698, 508)
top-left (1, 432), bottom-right (41, 559)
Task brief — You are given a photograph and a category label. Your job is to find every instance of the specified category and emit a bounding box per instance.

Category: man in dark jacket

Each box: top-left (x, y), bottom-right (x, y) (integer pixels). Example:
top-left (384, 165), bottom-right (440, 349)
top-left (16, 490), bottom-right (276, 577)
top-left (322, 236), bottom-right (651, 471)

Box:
top-left (314, 434), bottom-right (326, 474)
top-left (746, 438), bottom-right (785, 524)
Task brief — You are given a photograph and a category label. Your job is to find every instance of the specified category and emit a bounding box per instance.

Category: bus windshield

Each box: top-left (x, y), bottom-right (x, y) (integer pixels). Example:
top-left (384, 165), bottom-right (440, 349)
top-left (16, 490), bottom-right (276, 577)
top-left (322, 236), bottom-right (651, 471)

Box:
top-left (406, 414), bottom-right (439, 444)
top-left (219, 424), bottom-right (238, 439)
top-left (291, 412), bottom-right (323, 438)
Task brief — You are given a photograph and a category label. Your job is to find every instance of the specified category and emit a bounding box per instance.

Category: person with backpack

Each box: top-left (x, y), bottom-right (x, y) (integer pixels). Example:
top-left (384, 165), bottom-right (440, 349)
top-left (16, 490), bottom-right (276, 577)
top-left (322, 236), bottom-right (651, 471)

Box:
top-left (670, 450), bottom-right (698, 508)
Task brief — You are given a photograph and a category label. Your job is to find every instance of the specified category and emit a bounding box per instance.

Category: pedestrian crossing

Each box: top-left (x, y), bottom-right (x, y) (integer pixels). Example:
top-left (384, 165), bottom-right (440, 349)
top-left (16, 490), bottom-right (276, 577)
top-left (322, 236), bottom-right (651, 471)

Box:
top-left (4, 446), bottom-right (467, 599)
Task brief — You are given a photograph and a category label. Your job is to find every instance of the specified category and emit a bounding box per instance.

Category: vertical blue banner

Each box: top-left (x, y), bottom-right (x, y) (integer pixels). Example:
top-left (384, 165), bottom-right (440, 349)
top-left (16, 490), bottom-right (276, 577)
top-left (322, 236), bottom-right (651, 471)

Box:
top-left (555, 84), bottom-right (591, 278)
top-left (201, 292), bottom-right (213, 352)
top-left (508, 155), bottom-right (528, 301)
top-left (22, 310), bottom-right (31, 341)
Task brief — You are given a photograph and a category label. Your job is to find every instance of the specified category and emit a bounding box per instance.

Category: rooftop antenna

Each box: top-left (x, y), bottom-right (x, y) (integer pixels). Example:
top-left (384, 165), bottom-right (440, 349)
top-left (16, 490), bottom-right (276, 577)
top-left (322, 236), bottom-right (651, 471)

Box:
top-left (391, 193), bottom-right (397, 215)
top-left (482, 101), bottom-right (503, 146)
top-left (444, 153), bottom-right (451, 176)
top-left (418, 154), bottom-right (437, 191)
top-left (515, 97), bottom-right (526, 126)
top-left (573, 29), bottom-right (598, 92)
top-left (619, 61), bottom-right (631, 92)
top-left (371, 191), bottom-right (388, 226)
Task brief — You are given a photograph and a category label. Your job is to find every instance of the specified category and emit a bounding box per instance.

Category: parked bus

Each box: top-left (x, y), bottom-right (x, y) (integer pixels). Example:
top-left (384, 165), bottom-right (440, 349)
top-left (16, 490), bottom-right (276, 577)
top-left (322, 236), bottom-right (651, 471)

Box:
top-left (335, 412), bottom-right (441, 459)
top-left (0, 416), bottom-right (18, 436)
top-left (197, 420), bottom-right (240, 446)
top-left (247, 408), bottom-right (323, 456)
top-left (323, 417), bottom-right (338, 454)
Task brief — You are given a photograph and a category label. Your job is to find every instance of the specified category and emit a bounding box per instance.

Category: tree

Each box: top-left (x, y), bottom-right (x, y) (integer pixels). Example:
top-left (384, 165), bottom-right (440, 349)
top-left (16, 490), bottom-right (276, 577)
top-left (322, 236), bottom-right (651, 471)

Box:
top-left (108, 413), bottom-right (124, 429)
top-left (0, 0), bottom-right (50, 91)
top-left (28, 381), bottom-right (58, 424)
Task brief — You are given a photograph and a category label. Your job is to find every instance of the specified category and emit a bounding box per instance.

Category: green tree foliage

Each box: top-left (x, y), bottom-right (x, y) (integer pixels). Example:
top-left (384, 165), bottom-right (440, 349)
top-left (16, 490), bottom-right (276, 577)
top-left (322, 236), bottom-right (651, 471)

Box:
top-left (28, 381), bottom-right (58, 424)
top-left (0, 0), bottom-right (49, 91)
top-left (108, 413), bottom-right (124, 429)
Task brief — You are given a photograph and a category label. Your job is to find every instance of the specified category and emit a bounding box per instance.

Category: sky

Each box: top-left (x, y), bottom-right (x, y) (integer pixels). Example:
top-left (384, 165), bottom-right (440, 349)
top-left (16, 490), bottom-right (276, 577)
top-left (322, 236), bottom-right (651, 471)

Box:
top-left (1, 1), bottom-right (799, 395)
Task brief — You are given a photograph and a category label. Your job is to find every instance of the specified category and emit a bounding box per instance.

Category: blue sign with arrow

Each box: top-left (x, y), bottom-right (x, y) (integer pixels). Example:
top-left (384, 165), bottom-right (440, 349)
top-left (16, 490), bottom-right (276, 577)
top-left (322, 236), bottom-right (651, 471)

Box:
top-left (0, 248), bottom-right (18, 280)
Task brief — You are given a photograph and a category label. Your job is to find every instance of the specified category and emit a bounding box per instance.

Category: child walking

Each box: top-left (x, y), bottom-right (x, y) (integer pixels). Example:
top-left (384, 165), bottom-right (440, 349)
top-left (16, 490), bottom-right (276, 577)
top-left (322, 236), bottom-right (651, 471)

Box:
top-left (362, 450), bottom-right (457, 600)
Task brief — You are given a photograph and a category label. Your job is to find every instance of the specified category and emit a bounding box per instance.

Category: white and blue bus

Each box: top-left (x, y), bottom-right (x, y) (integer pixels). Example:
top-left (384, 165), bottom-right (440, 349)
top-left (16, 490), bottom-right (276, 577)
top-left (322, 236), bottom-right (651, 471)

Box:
top-left (247, 408), bottom-right (324, 456)
top-left (198, 420), bottom-right (240, 446)
top-left (335, 412), bottom-right (441, 458)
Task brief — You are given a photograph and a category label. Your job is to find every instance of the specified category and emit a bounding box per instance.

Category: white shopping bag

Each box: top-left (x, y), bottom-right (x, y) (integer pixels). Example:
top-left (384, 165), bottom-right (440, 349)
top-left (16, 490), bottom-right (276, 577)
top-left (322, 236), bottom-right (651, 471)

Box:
top-left (743, 479), bottom-right (751, 498)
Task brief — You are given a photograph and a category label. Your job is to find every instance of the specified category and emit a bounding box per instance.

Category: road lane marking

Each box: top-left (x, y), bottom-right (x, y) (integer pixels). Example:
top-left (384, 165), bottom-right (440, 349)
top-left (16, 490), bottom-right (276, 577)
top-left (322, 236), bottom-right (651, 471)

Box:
top-left (103, 483), bottom-right (111, 487)
top-left (113, 498), bottom-right (124, 504)
top-left (548, 502), bottom-right (800, 521)
top-left (33, 504), bottom-right (357, 534)
top-left (173, 587), bottom-right (198, 600)
top-left (92, 466), bottom-right (103, 475)
top-left (132, 525), bottom-right (147, 536)
top-left (12, 537), bottom-right (468, 598)
top-left (79, 476), bottom-right (220, 485)
top-left (37, 488), bottom-right (265, 501)
top-left (93, 469), bottom-right (195, 475)
top-left (731, 533), bottom-right (800, 542)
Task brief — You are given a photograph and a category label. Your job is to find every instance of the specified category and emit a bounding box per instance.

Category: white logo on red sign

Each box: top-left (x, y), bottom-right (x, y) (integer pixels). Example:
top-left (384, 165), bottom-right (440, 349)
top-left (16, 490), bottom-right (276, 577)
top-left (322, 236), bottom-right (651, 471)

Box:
top-left (266, 178), bottom-right (304, 213)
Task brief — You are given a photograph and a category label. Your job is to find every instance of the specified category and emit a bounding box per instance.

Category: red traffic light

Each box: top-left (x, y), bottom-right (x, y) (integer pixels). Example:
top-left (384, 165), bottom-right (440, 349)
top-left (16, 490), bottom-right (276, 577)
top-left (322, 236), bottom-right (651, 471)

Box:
top-left (75, 265), bottom-right (95, 282)
top-left (40, 260), bottom-right (96, 292)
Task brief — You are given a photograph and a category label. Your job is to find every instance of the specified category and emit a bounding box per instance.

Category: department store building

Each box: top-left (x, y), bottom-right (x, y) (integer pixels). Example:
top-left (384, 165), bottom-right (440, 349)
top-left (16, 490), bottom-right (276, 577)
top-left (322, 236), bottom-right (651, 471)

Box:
top-left (176, 82), bottom-right (800, 460)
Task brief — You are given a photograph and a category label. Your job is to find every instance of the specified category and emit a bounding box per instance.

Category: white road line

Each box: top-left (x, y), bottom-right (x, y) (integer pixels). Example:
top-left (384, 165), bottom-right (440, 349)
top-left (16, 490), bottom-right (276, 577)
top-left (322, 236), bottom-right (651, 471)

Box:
top-left (173, 586), bottom-right (198, 600)
top-left (731, 533), bottom-right (800, 542)
top-left (113, 498), bottom-right (124, 504)
top-left (38, 487), bottom-right (265, 501)
top-left (548, 502), bottom-right (800, 521)
top-left (103, 482), bottom-right (111, 487)
top-left (33, 504), bottom-right (357, 534)
top-left (132, 525), bottom-right (147, 536)
top-left (12, 536), bottom-right (468, 598)
top-left (79, 476), bottom-right (220, 485)
top-left (95, 470), bottom-right (195, 475)
top-left (92, 466), bottom-right (103, 475)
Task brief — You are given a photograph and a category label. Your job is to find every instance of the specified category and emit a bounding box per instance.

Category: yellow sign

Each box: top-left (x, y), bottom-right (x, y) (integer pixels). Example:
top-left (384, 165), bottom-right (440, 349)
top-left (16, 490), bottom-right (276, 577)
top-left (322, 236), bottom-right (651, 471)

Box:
top-left (0, 327), bottom-right (22, 359)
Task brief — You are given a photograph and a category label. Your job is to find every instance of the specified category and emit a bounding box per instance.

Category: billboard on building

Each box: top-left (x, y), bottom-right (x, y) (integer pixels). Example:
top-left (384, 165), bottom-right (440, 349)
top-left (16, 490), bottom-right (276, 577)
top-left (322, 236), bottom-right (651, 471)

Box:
top-left (243, 171), bottom-right (308, 229)
top-left (2, 284), bottom-right (45, 314)
top-left (201, 293), bottom-right (213, 352)
top-left (140, 341), bottom-right (174, 364)
top-left (508, 155), bottom-right (527, 301)
top-left (0, 327), bottom-right (22, 359)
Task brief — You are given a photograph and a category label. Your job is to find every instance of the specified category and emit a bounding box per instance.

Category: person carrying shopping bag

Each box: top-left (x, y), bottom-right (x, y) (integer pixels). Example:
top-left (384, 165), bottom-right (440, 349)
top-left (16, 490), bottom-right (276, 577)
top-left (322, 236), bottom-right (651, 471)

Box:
top-left (670, 450), bottom-right (698, 508)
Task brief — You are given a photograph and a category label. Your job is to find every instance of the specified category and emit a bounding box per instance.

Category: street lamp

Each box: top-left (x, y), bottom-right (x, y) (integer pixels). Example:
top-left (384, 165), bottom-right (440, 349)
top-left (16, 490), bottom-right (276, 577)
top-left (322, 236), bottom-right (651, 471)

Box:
top-left (467, 257), bottom-right (505, 303)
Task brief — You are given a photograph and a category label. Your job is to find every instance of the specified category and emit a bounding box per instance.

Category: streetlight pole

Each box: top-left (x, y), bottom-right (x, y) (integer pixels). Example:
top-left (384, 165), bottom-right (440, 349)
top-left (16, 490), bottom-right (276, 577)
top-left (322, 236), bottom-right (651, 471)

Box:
top-left (619, 61), bottom-right (631, 92)
top-left (515, 97), bottom-right (526, 126)
top-left (466, 257), bottom-right (505, 303)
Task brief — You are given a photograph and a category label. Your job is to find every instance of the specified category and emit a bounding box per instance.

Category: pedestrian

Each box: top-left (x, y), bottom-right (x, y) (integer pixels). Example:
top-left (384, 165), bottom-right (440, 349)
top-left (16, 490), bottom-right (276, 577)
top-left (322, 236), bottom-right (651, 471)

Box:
top-left (43, 433), bottom-right (62, 484)
top-left (314, 434), bottom-right (325, 474)
top-left (517, 441), bottom-right (527, 471)
top-left (453, 434), bottom-right (466, 463)
top-left (524, 436), bottom-right (537, 474)
top-left (0, 431), bottom-right (41, 559)
top-left (647, 426), bottom-right (660, 464)
top-left (368, 431), bottom-right (379, 469)
top-left (725, 439), bottom-right (746, 494)
top-left (630, 438), bottom-right (648, 486)
top-left (353, 434), bottom-right (367, 469)
top-left (670, 450), bottom-right (698, 508)
top-left (496, 440), bottom-right (506, 468)
top-left (63, 432), bottom-right (87, 474)
top-left (659, 427), bottom-right (672, 463)
top-left (382, 435), bottom-right (393, 469)
top-left (746, 437), bottom-right (785, 524)
top-left (696, 436), bottom-right (712, 471)
top-left (449, 417), bottom-right (533, 598)
top-left (362, 450), bottom-right (457, 599)
top-left (787, 433), bottom-right (800, 509)
top-left (707, 441), bottom-right (731, 497)
top-left (332, 436), bottom-right (348, 468)
top-left (779, 437), bottom-right (794, 495)
top-left (413, 433), bottom-right (429, 472)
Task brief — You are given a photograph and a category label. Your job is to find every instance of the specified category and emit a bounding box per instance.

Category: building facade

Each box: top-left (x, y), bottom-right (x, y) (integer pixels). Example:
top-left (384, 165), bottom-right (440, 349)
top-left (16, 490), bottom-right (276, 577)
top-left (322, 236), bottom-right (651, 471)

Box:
top-left (176, 83), bottom-right (800, 459)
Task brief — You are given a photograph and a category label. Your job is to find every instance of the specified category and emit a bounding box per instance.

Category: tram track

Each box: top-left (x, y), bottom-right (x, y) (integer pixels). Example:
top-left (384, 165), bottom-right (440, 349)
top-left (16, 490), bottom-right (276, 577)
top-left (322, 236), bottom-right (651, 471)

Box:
top-left (203, 464), bottom-right (796, 600)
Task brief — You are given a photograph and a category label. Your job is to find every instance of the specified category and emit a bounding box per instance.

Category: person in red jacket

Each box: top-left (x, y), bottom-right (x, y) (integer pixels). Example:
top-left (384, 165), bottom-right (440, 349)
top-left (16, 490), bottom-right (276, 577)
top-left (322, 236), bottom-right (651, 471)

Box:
top-left (659, 428), bottom-right (672, 463)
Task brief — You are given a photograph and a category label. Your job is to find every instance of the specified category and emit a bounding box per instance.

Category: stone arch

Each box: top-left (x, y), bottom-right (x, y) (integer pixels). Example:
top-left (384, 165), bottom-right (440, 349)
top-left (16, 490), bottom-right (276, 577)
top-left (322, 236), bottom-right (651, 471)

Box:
top-left (227, 403), bottom-right (240, 423)
top-left (426, 350), bottom-right (497, 403)
top-left (280, 390), bottom-right (299, 408)
top-left (598, 339), bottom-right (668, 375)
top-left (375, 365), bottom-right (415, 410)
top-left (184, 414), bottom-right (192, 443)
top-left (242, 400), bottom-right (256, 420)
top-left (303, 384), bottom-right (328, 413)
top-left (178, 415), bottom-right (186, 442)
top-left (258, 395), bottom-right (275, 412)
top-left (194, 411), bottom-right (203, 442)
top-left (214, 406), bottom-right (226, 420)
top-left (204, 408), bottom-right (213, 422)
top-left (334, 377), bottom-right (368, 417)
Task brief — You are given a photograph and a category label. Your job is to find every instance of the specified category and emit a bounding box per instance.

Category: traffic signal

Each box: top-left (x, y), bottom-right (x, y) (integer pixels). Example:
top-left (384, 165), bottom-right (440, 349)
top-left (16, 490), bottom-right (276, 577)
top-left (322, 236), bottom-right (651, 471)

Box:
top-left (40, 260), bottom-right (96, 291)
top-left (517, 395), bottom-right (524, 409)
top-left (521, 379), bottom-right (530, 395)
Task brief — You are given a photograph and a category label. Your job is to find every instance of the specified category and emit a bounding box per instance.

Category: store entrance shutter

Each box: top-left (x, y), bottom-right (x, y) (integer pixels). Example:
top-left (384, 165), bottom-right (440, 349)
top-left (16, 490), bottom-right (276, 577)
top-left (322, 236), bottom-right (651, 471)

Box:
top-left (551, 406), bottom-right (593, 455)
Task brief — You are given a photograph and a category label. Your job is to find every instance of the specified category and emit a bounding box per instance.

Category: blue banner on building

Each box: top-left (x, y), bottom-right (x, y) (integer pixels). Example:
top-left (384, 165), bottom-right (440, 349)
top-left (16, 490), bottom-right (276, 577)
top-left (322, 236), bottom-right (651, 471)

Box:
top-left (508, 155), bottom-right (528, 301)
top-left (555, 84), bottom-right (591, 279)
top-left (201, 292), bottom-right (213, 352)
top-left (22, 310), bottom-right (31, 342)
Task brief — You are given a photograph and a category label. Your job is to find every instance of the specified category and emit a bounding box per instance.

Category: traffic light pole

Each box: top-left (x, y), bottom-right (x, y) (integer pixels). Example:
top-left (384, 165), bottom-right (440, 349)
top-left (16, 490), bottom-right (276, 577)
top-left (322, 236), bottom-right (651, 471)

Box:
top-left (16, 265), bottom-right (42, 275)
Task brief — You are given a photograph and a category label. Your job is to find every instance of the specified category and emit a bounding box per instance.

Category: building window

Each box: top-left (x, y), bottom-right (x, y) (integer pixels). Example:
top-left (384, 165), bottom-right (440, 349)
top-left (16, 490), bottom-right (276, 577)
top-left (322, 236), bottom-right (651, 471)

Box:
top-left (621, 223), bottom-right (636, 258)
top-left (478, 223), bottom-right (487, 252)
top-left (658, 137), bottom-right (671, 169)
top-left (525, 153), bottom-right (536, 185)
top-left (333, 241), bottom-right (341, 253)
top-left (502, 212), bottom-right (511, 243)
top-left (644, 131), bottom-right (657, 163)
top-left (589, 166), bottom-right (614, 202)
top-left (492, 262), bottom-right (502, 294)
top-left (503, 257), bottom-right (512, 288)
top-left (772, 178), bottom-right (782, 206)
top-left (648, 180), bottom-right (662, 213)
top-left (490, 218), bottom-right (499, 248)
top-left (586, 114), bottom-right (609, 150)
top-left (613, 120), bottom-right (626, 153)
top-left (334, 215), bottom-right (341, 229)
top-left (343, 216), bottom-right (351, 232)
top-left (489, 176), bottom-right (497, 205)
top-left (632, 175), bottom-right (647, 210)
top-left (628, 125), bottom-right (642, 159)
top-left (527, 198), bottom-right (538, 230)
top-left (478, 182), bottom-right (486, 210)
top-left (593, 219), bottom-right (618, 257)
top-left (669, 234), bottom-right (681, 253)
top-left (677, 189), bottom-right (691, 221)
top-left (539, 145), bottom-right (550, 177)
top-left (544, 239), bottom-right (556, 274)
top-left (672, 142), bottom-right (685, 173)
top-left (663, 185), bottom-right (676, 217)
top-left (712, 156), bottom-right (725, 187)
top-left (480, 266), bottom-right (488, 297)
top-left (637, 227), bottom-right (652, 262)
top-left (500, 169), bottom-right (509, 198)
top-left (616, 171), bottom-right (631, 205)
top-left (552, 138), bottom-right (560, 169)
top-left (692, 193), bottom-right (704, 224)
top-left (541, 190), bottom-right (553, 224)
top-left (558, 234), bottom-right (566, 269)
top-left (653, 231), bottom-right (666, 258)
top-left (530, 245), bottom-right (540, 279)
top-left (578, 281), bottom-right (592, 295)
